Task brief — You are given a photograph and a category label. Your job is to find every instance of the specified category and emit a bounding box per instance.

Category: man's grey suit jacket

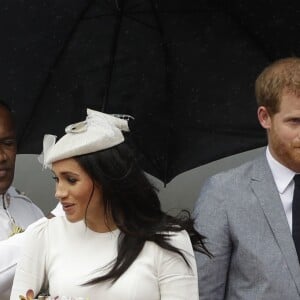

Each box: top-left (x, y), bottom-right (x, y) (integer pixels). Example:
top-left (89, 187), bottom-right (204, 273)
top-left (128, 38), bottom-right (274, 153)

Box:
top-left (193, 153), bottom-right (300, 299)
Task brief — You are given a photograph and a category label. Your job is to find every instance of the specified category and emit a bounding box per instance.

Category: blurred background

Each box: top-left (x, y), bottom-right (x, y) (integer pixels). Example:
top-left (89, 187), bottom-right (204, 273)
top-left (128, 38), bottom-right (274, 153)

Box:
top-left (13, 147), bottom-right (264, 215)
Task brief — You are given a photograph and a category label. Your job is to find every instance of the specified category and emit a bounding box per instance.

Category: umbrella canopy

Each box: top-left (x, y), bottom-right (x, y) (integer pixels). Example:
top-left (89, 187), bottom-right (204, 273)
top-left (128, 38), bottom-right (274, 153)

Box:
top-left (0, 0), bottom-right (299, 184)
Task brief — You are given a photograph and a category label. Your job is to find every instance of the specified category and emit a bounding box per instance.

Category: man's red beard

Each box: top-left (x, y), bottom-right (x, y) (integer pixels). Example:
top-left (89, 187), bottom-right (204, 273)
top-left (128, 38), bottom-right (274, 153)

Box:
top-left (270, 131), bottom-right (300, 172)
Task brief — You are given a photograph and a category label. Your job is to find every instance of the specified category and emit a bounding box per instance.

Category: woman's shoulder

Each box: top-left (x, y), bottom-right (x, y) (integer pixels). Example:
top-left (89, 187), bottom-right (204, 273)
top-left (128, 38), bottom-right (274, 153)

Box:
top-left (25, 216), bottom-right (48, 233)
top-left (144, 230), bottom-right (196, 276)
top-left (144, 229), bottom-right (193, 256)
top-left (165, 229), bottom-right (193, 253)
top-left (24, 216), bottom-right (67, 238)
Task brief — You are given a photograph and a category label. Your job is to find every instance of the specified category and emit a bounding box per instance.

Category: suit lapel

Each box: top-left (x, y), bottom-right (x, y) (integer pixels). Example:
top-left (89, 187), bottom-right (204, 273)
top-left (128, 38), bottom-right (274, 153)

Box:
top-left (251, 155), bottom-right (300, 293)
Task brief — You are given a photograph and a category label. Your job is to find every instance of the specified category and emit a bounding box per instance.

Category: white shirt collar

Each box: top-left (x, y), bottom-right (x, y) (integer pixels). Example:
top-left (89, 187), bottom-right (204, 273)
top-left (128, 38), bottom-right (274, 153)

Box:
top-left (266, 146), bottom-right (296, 194)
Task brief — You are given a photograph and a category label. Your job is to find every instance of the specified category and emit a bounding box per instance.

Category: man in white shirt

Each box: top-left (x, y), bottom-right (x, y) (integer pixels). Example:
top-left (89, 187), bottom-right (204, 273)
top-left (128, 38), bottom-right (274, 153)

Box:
top-left (193, 57), bottom-right (300, 299)
top-left (0, 101), bottom-right (62, 299)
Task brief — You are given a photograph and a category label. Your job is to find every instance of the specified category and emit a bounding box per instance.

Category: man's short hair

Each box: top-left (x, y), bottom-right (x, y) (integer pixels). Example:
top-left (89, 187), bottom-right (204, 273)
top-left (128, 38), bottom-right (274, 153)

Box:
top-left (255, 57), bottom-right (300, 115)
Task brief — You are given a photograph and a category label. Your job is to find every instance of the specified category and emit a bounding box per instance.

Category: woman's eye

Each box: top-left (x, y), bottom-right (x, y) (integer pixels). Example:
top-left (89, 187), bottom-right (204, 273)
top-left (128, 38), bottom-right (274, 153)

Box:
top-left (52, 176), bottom-right (58, 183)
top-left (67, 177), bottom-right (77, 184)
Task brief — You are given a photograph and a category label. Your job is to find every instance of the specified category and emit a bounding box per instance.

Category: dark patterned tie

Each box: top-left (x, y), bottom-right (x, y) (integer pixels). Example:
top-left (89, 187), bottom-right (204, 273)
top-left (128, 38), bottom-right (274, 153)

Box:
top-left (292, 174), bottom-right (300, 260)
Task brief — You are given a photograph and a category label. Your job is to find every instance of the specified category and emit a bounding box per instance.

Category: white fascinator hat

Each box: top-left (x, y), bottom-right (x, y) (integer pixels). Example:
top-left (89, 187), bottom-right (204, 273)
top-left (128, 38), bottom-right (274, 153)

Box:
top-left (40, 108), bottom-right (132, 168)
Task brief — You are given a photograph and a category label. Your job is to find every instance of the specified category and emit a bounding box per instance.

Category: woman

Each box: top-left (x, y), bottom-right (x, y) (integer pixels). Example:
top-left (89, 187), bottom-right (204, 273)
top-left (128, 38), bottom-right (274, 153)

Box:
top-left (10, 109), bottom-right (210, 300)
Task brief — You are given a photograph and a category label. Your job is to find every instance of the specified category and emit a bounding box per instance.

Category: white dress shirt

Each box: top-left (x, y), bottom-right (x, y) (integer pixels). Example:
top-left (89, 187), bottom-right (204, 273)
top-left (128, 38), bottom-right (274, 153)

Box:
top-left (266, 147), bottom-right (296, 232)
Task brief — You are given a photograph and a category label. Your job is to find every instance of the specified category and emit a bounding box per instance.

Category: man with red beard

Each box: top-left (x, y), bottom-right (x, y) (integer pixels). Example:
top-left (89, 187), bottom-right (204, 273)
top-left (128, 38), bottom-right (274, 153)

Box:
top-left (193, 57), bottom-right (300, 299)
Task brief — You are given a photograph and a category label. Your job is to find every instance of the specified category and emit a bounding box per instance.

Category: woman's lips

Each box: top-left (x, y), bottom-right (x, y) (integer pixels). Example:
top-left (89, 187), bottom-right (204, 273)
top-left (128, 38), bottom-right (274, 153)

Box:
top-left (62, 203), bottom-right (75, 214)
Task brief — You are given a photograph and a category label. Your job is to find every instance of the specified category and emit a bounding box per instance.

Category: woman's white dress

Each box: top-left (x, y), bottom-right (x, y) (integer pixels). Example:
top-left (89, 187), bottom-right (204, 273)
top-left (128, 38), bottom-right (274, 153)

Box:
top-left (10, 216), bottom-right (199, 300)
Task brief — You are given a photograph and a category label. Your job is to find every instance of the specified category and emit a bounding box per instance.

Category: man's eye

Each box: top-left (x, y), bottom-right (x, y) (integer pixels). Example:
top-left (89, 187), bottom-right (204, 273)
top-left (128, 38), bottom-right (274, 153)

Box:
top-left (1, 139), bottom-right (16, 146)
top-left (52, 176), bottom-right (58, 183)
top-left (290, 118), bottom-right (300, 124)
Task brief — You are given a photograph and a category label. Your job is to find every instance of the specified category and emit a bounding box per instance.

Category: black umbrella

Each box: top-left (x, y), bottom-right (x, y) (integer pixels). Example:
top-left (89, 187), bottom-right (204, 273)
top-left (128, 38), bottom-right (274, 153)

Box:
top-left (0, 0), bottom-right (299, 184)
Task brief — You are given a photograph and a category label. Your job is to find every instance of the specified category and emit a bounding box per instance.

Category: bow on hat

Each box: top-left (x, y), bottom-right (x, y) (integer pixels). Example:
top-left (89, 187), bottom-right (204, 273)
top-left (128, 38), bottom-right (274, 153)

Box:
top-left (39, 108), bottom-right (132, 168)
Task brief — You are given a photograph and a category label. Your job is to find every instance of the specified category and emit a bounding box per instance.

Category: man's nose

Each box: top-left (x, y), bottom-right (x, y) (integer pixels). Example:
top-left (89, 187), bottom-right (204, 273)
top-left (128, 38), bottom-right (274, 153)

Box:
top-left (0, 146), bottom-right (8, 162)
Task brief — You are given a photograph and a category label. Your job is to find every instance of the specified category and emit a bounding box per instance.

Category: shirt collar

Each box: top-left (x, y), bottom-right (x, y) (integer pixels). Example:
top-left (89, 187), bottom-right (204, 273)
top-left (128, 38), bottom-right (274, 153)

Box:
top-left (266, 146), bottom-right (296, 194)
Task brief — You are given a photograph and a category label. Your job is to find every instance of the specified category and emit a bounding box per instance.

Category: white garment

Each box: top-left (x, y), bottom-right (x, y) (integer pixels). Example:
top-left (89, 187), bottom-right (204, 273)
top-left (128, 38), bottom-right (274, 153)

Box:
top-left (0, 186), bottom-right (44, 300)
top-left (0, 233), bottom-right (26, 300)
top-left (0, 187), bottom-right (44, 239)
top-left (50, 202), bottom-right (64, 217)
top-left (266, 147), bottom-right (296, 232)
top-left (11, 216), bottom-right (198, 300)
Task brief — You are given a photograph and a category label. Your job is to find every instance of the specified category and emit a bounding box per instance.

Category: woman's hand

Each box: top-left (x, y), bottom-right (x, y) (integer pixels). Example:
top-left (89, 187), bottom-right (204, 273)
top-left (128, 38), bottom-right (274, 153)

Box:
top-left (18, 289), bottom-right (34, 300)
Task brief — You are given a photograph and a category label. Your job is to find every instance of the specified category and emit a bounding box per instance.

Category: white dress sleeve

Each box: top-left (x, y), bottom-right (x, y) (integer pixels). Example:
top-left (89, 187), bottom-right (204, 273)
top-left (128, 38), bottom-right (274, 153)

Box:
top-left (157, 230), bottom-right (199, 300)
top-left (10, 218), bottom-right (49, 300)
top-left (0, 233), bottom-right (24, 299)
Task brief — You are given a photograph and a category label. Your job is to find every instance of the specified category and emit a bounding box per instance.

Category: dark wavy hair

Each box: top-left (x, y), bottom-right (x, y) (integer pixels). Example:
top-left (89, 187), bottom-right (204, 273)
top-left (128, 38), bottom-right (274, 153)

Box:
top-left (74, 141), bottom-right (211, 284)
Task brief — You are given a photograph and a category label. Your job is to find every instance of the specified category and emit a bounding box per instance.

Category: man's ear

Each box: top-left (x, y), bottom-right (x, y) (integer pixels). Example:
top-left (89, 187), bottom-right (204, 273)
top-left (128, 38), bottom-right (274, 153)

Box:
top-left (257, 106), bottom-right (272, 129)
